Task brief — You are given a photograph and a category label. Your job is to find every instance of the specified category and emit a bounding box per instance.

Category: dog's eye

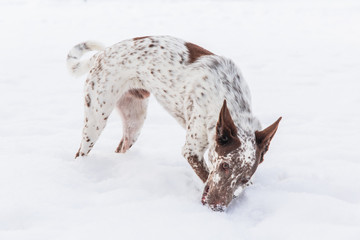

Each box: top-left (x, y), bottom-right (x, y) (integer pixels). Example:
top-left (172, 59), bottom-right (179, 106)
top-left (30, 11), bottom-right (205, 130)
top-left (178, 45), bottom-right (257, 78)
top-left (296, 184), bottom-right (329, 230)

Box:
top-left (222, 162), bottom-right (230, 170)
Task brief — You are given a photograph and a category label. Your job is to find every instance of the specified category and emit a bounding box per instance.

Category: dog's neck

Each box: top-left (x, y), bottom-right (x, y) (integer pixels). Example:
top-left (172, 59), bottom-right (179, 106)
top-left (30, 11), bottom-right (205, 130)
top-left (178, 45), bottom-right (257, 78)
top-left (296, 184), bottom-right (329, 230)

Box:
top-left (200, 57), bottom-right (261, 164)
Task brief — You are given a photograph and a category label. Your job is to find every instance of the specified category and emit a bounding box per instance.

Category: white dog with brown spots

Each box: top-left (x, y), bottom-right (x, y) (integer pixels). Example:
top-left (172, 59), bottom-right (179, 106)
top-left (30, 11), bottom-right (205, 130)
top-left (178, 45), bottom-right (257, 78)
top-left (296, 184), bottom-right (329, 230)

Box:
top-left (67, 35), bottom-right (281, 211)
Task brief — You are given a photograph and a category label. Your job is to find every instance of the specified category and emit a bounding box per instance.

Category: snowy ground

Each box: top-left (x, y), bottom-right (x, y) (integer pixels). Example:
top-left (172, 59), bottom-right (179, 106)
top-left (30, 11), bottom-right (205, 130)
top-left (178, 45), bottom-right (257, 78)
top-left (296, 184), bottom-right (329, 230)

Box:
top-left (1, 0), bottom-right (360, 239)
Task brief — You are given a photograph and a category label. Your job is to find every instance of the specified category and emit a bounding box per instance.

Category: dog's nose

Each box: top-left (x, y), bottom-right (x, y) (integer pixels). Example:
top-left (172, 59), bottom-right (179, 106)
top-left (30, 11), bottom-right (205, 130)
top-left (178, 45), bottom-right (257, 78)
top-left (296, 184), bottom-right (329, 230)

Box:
top-left (209, 203), bottom-right (226, 212)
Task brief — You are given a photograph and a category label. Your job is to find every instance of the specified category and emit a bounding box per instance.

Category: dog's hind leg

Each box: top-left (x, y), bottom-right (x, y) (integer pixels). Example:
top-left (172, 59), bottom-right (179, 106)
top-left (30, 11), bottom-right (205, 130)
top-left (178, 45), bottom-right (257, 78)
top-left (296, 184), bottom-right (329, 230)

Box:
top-left (75, 73), bottom-right (124, 158)
top-left (115, 89), bottom-right (150, 153)
top-left (75, 92), bottom-right (116, 157)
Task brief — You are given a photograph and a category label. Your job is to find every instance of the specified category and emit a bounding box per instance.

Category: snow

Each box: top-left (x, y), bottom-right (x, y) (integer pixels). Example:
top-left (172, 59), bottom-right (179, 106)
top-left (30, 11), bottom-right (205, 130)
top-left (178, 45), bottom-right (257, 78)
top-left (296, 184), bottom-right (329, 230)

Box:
top-left (1, 0), bottom-right (360, 239)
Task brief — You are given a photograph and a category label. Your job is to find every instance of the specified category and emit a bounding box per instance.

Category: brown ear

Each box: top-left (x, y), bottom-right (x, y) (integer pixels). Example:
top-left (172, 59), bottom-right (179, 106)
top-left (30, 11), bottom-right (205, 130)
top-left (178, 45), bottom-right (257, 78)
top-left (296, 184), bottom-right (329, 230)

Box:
top-left (216, 100), bottom-right (238, 146)
top-left (255, 117), bottom-right (282, 163)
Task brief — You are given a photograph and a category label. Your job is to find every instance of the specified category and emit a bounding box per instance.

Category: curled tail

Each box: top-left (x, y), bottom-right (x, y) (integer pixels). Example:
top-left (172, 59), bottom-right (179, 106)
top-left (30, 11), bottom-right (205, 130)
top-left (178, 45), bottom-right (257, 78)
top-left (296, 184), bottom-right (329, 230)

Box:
top-left (67, 41), bottom-right (105, 77)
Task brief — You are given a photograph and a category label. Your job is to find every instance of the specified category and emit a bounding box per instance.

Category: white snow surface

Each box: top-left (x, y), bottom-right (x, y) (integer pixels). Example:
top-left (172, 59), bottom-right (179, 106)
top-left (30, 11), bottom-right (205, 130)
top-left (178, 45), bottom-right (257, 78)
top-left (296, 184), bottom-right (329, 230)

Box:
top-left (1, 0), bottom-right (360, 239)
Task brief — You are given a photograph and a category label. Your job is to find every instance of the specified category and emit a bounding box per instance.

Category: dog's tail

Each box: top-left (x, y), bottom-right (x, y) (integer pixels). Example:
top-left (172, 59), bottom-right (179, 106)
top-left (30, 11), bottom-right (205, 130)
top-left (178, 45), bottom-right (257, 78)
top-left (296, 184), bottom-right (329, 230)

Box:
top-left (67, 41), bottom-right (106, 77)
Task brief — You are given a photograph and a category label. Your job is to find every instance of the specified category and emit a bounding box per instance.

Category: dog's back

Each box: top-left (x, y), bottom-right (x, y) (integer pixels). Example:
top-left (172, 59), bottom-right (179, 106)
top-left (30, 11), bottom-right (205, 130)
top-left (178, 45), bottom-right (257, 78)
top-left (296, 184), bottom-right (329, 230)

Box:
top-left (77, 36), bottom-right (217, 126)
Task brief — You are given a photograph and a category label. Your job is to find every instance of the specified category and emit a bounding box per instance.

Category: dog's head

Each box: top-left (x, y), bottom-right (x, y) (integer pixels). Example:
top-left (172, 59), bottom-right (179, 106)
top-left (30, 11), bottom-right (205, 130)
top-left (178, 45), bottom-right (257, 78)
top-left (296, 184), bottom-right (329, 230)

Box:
top-left (203, 100), bottom-right (281, 211)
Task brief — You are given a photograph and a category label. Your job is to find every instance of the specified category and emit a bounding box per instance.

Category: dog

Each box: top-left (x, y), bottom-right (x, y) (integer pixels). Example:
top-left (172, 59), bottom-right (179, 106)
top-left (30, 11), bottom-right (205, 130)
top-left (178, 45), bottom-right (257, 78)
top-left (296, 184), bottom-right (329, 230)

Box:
top-left (67, 36), bottom-right (281, 211)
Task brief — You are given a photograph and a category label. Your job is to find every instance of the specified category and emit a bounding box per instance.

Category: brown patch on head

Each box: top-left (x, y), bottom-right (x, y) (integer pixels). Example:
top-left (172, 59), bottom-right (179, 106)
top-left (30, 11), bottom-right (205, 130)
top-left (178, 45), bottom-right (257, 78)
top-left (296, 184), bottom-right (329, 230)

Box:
top-left (133, 36), bottom-right (150, 41)
top-left (203, 100), bottom-right (253, 211)
top-left (128, 89), bottom-right (150, 99)
top-left (215, 100), bottom-right (241, 156)
top-left (255, 117), bottom-right (282, 163)
top-left (185, 42), bottom-right (214, 64)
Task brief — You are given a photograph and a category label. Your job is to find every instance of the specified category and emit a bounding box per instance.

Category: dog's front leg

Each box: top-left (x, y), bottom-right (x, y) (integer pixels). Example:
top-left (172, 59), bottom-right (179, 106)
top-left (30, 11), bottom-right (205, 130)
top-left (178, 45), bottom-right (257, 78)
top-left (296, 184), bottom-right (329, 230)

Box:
top-left (185, 154), bottom-right (209, 183)
top-left (182, 119), bottom-right (209, 183)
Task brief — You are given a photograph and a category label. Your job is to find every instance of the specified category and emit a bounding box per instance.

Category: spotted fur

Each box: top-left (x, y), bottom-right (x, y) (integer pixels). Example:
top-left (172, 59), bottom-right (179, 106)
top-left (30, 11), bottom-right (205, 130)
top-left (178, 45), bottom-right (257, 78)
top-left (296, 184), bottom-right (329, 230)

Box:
top-left (67, 35), bottom-right (281, 211)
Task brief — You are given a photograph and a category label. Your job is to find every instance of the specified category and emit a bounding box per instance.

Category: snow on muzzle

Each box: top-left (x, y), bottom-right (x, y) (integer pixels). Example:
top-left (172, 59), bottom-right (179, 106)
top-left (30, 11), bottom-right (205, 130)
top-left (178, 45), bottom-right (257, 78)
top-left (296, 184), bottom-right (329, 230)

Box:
top-left (201, 184), bottom-right (234, 212)
top-left (201, 183), bottom-right (247, 212)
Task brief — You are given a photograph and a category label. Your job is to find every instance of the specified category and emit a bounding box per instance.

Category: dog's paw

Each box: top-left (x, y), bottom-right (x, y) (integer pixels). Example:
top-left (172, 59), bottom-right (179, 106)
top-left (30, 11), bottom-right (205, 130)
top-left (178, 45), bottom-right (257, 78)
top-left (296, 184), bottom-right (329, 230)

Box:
top-left (115, 138), bottom-right (133, 153)
top-left (75, 149), bottom-right (85, 159)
